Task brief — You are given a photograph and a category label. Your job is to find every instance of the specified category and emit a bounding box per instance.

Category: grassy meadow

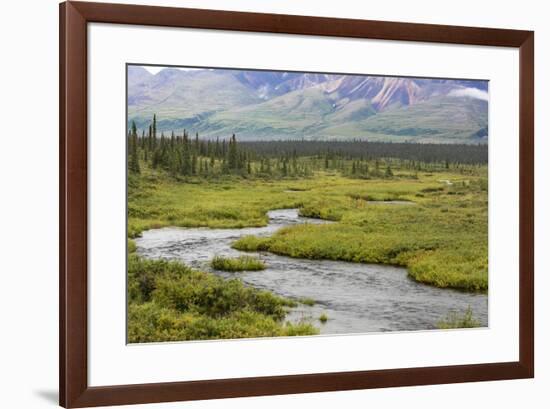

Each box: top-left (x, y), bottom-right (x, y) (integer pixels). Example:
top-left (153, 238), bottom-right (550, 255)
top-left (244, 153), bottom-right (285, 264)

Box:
top-left (129, 162), bottom-right (488, 291)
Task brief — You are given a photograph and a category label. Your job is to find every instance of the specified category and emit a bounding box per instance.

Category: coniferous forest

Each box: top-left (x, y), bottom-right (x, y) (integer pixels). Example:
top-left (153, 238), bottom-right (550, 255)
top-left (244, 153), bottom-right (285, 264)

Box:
top-left (128, 115), bottom-right (487, 180)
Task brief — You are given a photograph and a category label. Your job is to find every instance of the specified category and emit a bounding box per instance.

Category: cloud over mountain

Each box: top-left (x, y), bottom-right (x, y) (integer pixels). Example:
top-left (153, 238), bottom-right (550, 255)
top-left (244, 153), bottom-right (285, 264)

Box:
top-left (448, 87), bottom-right (489, 101)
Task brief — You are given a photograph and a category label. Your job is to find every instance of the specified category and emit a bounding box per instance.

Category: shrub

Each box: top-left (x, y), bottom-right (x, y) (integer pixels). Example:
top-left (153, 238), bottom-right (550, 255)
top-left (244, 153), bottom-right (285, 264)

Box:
top-left (127, 254), bottom-right (192, 303)
top-left (231, 236), bottom-right (271, 252)
top-left (437, 306), bottom-right (481, 329)
top-left (127, 239), bottom-right (137, 254)
top-left (127, 255), bottom-right (315, 343)
top-left (211, 255), bottom-right (266, 272)
top-left (128, 302), bottom-right (319, 343)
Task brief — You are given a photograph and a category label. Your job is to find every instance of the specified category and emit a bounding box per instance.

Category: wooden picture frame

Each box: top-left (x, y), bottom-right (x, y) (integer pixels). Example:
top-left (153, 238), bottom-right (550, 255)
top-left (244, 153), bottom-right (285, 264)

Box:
top-left (59, 1), bottom-right (534, 407)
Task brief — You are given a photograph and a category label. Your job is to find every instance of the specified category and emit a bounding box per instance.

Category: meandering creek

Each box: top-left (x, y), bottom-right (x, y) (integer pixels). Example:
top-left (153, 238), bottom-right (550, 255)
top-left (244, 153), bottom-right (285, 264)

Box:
top-left (135, 209), bottom-right (488, 334)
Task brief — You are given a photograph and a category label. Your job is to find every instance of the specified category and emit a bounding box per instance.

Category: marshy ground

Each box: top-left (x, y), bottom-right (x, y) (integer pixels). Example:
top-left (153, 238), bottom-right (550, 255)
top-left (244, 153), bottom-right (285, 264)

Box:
top-left (128, 158), bottom-right (488, 342)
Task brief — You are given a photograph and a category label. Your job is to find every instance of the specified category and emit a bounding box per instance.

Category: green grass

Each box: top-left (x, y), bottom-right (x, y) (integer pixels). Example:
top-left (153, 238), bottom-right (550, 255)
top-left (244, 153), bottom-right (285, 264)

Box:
top-left (127, 254), bottom-right (318, 343)
top-left (299, 297), bottom-right (316, 306)
top-left (211, 255), bottom-right (266, 272)
top-left (436, 306), bottom-right (481, 329)
top-left (319, 313), bottom-right (329, 323)
top-left (128, 238), bottom-right (137, 254)
top-left (129, 161), bottom-right (488, 293)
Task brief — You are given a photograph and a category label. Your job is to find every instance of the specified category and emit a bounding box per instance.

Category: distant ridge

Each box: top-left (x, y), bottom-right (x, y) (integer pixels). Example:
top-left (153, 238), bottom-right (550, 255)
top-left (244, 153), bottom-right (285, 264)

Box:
top-left (127, 67), bottom-right (488, 144)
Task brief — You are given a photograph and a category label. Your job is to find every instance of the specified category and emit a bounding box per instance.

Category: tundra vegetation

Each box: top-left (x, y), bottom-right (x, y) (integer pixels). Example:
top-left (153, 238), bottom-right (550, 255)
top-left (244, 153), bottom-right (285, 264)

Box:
top-left (127, 116), bottom-right (487, 342)
top-left (127, 254), bottom-right (318, 342)
top-left (211, 255), bottom-right (266, 272)
top-left (436, 306), bottom-right (480, 329)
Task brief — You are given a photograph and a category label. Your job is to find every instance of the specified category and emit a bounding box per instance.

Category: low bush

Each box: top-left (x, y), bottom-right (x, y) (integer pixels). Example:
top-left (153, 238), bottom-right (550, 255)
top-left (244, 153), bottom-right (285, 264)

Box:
top-left (211, 255), bottom-right (266, 272)
top-left (128, 302), bottom-right (319, 342)
top-left (127, 239), bottom-right (137, 254)
top-left (231, 235), bottom-right (271, 252)
top-left (436, 306), bottom-right (481, 329)
top-left (299, 297), bottom-right (316, 306)
top-left (127, 255), bottom-right (314, 343)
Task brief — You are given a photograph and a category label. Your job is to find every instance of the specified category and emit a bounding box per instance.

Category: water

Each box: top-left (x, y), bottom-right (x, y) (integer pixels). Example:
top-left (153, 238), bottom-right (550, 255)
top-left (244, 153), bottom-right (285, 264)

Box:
top-left (135, 209), bottom-right (488, 334)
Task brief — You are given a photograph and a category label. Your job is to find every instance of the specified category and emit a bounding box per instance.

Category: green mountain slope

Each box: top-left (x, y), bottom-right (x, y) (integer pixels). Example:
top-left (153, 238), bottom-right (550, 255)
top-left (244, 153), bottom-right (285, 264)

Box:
top-left (322, 96), bottom-right (488, 143)
top-left (127, 67), bottom-right (488, 144)
top-left (199, 87), bottom-right (336, 138)
top-left (128, 70), bottom-right (262, 132)
top-left (188, 93), bottom-right (486, 143)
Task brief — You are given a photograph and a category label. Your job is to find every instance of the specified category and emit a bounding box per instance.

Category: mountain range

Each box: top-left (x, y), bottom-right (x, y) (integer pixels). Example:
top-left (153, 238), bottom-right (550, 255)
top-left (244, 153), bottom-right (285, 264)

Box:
top-left (127, 66), bottom-right (488, 144)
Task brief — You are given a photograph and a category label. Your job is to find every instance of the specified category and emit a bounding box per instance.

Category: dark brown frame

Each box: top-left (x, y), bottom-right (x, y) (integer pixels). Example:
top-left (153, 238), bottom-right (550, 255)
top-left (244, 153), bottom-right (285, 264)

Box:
top-left (59, 1), bottom-right (534, 407)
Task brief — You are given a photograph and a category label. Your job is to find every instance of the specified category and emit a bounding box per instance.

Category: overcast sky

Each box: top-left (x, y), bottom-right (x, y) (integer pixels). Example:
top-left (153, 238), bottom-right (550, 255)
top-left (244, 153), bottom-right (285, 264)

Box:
top-left (142, 66), bottom-right (203, 74)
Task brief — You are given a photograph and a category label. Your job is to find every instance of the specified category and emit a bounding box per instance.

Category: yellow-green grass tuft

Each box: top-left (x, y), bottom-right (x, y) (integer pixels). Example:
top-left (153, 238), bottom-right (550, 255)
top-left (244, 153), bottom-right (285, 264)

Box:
top-left (211, 255), bottom-right (266, 272)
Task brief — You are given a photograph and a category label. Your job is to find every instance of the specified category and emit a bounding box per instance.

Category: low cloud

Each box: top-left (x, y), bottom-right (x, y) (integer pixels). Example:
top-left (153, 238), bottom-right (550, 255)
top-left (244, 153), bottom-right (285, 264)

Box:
top-left (448, 87), bottom-right (489, 101)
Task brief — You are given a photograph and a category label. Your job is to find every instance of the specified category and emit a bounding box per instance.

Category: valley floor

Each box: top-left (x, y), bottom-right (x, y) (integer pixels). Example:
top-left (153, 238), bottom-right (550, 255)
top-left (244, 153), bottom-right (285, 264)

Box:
top-left (129, 166), bottom-right (488, 291)
top-left (127, 164), bottom-right (488, 342)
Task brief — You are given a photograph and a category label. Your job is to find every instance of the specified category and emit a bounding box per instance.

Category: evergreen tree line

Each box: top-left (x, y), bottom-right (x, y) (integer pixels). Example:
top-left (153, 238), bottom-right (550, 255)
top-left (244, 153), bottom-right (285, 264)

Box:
top-left (128, 116), bottom-right (487, 178)
top-left (239, 139), bottom-right (488, 165)
top-left (127, 116), bottom-right (313, 177)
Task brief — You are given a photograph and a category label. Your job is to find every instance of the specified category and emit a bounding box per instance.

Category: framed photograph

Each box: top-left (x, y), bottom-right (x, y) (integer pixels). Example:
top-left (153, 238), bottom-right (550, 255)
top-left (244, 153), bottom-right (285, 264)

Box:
top-left (60, 1), bottom-right (534, 407)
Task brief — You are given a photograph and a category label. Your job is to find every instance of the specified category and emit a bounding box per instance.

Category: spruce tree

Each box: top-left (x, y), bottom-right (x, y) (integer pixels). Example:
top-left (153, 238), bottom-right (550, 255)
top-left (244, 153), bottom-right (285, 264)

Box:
top-left (129, 121), bottom-right (140, 174)
top-left (181, 142), bottom-right (191, 175)
top-left (192, 154), bottom-right (197, 175)
top-left (152, 114), bottom-right (157, 149)
top-left (228, 134), bottom-right (238, 170)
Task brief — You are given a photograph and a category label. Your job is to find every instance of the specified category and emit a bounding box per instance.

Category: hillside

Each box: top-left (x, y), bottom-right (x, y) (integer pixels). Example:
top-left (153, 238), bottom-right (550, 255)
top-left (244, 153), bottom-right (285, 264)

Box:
top-left (127, 66), bottom-right (488, 144)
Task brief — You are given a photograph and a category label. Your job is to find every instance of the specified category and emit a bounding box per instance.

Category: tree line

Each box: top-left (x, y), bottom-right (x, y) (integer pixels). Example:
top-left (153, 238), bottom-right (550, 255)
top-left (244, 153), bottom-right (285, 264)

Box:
top-left (128, 113), bottom-right (239, 176)
top-left (240, 140), bottom-right (488, 165)
top-left (128, 115), bottom-right (487, 178)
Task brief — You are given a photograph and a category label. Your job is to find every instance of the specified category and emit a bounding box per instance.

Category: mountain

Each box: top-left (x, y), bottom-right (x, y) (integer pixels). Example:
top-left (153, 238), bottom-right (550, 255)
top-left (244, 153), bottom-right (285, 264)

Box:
top-left (128, 69), bottom-right (263, 132)
top-left (127, 66), bottom-right (488, 144)
top-left (127, 66), bottom-right (153, 88)
top-left (321, 96), bottom-right (488, 143)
